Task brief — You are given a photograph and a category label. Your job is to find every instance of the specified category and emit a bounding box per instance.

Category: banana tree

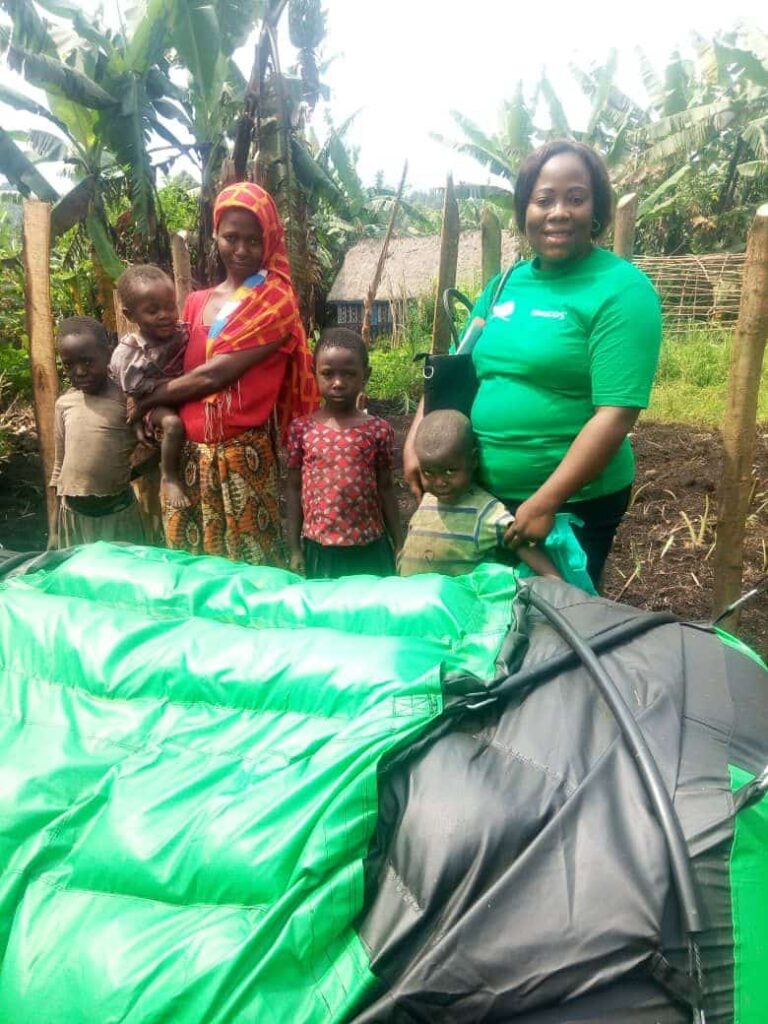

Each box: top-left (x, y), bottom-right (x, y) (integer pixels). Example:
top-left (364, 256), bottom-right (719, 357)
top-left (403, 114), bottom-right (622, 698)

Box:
top-left (0, 0), bottom-right (191, 278)
top-left (167, 0), bottom-right (267, 281)
top-left (631, 28), bottom-right (768, 249)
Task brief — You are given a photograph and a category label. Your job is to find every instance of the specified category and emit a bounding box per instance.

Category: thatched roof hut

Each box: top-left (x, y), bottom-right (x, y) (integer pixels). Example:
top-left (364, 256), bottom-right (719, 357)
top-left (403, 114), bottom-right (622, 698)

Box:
top-left (328, 230), bottom-right (521, 304)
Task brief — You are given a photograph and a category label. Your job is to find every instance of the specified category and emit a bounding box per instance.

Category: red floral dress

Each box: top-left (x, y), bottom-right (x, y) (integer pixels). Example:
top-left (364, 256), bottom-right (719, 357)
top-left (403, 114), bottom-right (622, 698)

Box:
top-left (286, 415), bottom-right (394, 546)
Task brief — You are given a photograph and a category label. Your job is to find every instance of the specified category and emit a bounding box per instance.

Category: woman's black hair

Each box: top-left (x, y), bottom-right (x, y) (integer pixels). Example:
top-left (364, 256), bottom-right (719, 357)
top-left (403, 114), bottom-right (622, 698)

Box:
top-left (57, 316), bottom-right (111, 349)
top-left (314, 327), bottom-right (369, 371)
top-left (514, 140), bottom-right (613, 238)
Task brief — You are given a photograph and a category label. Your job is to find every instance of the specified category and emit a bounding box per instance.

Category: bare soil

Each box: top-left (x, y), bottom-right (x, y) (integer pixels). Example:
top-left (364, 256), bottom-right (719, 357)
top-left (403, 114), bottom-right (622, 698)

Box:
top-left (1, 407), bottom-right (766, 658)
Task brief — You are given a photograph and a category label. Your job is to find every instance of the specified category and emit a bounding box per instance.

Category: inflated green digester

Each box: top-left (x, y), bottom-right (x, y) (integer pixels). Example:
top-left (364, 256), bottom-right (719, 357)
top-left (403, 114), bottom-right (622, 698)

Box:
top-left (0, 544), bottom-right (517, 1023)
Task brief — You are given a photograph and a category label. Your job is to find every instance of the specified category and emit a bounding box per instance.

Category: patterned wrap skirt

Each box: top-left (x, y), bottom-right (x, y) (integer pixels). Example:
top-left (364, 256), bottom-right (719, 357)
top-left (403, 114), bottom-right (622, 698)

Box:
top-left (162, 425), bottom-right (285, 566)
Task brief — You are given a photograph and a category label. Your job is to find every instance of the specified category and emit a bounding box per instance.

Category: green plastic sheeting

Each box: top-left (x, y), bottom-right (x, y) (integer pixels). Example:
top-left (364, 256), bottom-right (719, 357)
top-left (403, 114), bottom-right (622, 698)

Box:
top-left (716, 628), bottom-right (767, 670)
top-left (0, 544), bottom-right (518, 1024)
top-left (730, 765), bottom-right (768, 1024)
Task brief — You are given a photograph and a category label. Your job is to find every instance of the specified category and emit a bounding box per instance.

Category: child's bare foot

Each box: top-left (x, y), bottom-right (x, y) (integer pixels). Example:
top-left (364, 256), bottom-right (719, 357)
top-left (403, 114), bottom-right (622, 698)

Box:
top-left (161, 477), bottom-right (191, 509)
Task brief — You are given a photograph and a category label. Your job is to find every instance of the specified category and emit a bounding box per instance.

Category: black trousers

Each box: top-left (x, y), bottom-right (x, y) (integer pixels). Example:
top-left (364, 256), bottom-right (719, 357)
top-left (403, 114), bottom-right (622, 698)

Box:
top-left (504, 485), bottom-right (632, 590)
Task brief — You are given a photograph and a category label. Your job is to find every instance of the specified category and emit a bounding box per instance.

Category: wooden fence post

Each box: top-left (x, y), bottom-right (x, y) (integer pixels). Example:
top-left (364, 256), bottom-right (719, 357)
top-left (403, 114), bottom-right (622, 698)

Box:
top-left (171, 231), bottom-right (193, 313)
top-left (22, 200), bottom-right (59, 540)
top-left (712, 203), bottom-right (768, 627)
top-left (481, 206), bottom-right (502, 287)
top-left (431, 174), bottom-right (460, 355)
top-left (362, 161), bottom-right (407, 344)
top-left (613, 193), bottom-right (638, 261)
top-left (113, 292), bottom-right (135, 337)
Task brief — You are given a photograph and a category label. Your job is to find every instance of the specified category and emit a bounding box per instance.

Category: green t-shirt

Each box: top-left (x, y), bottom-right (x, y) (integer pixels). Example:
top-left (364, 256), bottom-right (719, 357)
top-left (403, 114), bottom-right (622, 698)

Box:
top-left (467, 246), bottom-right (662, 502)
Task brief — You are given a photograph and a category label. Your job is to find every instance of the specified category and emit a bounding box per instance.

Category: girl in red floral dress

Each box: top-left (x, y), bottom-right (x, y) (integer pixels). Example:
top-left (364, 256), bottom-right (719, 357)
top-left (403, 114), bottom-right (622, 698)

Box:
top-left (286, 328), bottom-right (403, 579)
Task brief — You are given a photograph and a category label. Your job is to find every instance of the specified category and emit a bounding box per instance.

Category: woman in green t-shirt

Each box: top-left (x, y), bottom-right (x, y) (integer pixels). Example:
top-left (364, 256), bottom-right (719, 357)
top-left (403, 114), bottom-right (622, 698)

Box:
top-left (403, 140), bottom-right (662, 587)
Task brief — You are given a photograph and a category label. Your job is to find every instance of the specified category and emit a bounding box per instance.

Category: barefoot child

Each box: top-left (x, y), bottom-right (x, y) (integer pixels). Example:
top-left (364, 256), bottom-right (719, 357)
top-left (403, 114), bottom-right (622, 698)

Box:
top-left (286, 327), bottom-right (403, 578)
top-left (399, 410), bottom-right (560, 579)
top-left (50, 317), bottom-right (144, 548)
top-left (110, 265), bottom-right (189, 508)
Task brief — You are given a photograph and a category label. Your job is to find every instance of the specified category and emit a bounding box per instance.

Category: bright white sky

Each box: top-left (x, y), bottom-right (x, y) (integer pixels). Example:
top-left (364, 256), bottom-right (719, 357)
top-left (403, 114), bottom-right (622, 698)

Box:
top-left (2, 0), bottom-right (767, 193)
top-left (311, 0), bottom-right (768, 189)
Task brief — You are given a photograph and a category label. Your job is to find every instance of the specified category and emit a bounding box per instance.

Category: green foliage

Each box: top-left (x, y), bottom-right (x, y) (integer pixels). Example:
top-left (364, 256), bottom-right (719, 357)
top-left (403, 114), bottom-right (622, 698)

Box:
top-left (365, 287), bottom-right (478, 409)
top-left (367, 346), bottom-right (422, 409)
top-left (0, 203), bottom-right (100, 410)
top-left (435, 27), bottom-right (768, 255)
top-left (634, 161), bottom-right (763, 254)
top-left (364, 323), bottom-right (768, 426)
top-left (158, 180), bottom-right (199, 234)
top-left (0, 344), bottom-right (32, 402)
top-left (649, 327), bottom-right (768, 423)
top-left (655, 327), bottom-right (731, 386)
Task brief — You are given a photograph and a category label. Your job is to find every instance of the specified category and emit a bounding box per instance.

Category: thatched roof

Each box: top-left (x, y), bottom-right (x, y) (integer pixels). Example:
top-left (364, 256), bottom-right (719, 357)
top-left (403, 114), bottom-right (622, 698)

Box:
top-left (328, 230), bottom-right (521, 303)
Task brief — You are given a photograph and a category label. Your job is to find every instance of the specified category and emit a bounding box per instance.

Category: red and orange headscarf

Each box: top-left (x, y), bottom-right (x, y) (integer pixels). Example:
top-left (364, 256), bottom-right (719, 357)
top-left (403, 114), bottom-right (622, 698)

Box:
top-left (206, 182), bottom-right (319, 441)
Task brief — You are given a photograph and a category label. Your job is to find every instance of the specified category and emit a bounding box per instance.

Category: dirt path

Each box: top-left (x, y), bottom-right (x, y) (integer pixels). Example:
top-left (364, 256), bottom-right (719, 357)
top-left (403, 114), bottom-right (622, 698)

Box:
top-left (2, 410), bottom-right (766, 657)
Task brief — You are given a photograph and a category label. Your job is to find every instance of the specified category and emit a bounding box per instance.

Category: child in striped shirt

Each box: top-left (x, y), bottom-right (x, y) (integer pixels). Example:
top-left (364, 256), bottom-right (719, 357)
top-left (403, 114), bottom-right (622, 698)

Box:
top-left (398, 410), bottom-right (559, 579)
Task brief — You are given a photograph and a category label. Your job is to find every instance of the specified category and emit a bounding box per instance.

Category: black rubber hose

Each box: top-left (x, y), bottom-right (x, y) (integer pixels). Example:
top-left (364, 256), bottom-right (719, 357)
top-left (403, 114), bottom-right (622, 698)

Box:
top-left (519, 586), bottom-right (706, 1020)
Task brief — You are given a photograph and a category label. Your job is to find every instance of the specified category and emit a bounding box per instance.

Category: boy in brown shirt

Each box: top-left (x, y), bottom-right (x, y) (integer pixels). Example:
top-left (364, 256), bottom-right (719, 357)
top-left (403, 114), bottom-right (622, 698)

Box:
top-left (50, 317), bottom-right (144, 548)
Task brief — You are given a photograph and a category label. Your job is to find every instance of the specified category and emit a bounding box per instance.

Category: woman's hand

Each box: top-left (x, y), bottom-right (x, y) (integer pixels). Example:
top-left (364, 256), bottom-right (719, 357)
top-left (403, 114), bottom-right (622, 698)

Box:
top-left (504, 496), bottom-right (557, 548)
top-left (126, 395), bottom-right (138, 423)
top-left (403, 445), bottom-right (423, 502)
top-left (127, 395), bottom-right (151, 425)
top-left (402, 398), bottom-right (425, 501)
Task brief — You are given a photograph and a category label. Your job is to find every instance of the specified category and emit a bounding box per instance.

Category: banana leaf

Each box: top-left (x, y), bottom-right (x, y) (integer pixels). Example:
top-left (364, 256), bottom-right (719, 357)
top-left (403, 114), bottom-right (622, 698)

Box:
top-left (9, 45), bottom-right (118, 109)
top-left (0, 82), bottom-right (71, 135)
top-left (85, 206), bottom-right (124, 281)
top-left (0, 127), bottom-right (59, 201)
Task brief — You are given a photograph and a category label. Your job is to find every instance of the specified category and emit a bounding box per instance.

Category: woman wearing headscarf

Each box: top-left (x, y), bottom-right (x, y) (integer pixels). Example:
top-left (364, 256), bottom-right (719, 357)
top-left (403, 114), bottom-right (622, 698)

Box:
top-left (133, 182), bottom-right (319, 565)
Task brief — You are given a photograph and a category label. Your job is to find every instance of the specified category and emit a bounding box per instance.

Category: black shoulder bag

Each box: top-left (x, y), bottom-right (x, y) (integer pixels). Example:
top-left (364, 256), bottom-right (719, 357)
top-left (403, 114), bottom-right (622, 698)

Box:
top-left (420, 265), bottom-right (515, 419)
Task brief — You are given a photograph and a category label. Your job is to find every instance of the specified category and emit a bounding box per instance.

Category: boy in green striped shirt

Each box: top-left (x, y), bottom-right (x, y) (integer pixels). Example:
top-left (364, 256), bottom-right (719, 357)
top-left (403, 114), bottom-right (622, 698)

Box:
top-left (399, 411), bottom-right (559, 579)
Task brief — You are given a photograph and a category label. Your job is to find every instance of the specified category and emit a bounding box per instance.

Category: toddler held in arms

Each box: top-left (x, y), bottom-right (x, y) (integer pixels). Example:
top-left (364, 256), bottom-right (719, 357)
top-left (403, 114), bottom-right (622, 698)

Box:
top-left (50, 317), bottom-right (144, 548)
top-left (110, 265), bottom-right (189, 508)
top-left (399, 410), bottom-right (560, 579)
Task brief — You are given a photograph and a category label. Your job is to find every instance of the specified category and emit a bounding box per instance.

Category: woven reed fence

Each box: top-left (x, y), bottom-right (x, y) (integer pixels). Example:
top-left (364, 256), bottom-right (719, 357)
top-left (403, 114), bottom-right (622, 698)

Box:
top-left (634, 252), bottom-right (746, 334)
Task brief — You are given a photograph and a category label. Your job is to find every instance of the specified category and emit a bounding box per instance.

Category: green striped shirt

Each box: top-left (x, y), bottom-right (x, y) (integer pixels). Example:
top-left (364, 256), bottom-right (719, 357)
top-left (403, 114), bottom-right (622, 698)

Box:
top-left (399, 485), bottom-right (512, 577)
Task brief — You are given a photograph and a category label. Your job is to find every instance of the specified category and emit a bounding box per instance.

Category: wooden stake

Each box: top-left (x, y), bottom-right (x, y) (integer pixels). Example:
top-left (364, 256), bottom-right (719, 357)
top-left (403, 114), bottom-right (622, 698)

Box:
top-left (361, 161), bottom-right (408, 344)
top-left (113, 291), bottom-right (135, 337)
top-left (171, 231), bottom-right (193, 313)
top-left (481, 206), bottom-right (502, 286)
top-left (22, 200), bottom-right (59, 540)
top-left (431, 174), bottom-right (460, 355)
top-left (712, 203), bottom-right (768, 627)
top-left (613, 193), bottom-right (638, 261)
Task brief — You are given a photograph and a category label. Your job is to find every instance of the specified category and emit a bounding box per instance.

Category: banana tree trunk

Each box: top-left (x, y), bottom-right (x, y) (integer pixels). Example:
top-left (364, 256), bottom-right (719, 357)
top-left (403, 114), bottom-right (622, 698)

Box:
top-left (95, 259), bottom-right (117, 334)
top-left (195, 142), bottom-right (219, 286)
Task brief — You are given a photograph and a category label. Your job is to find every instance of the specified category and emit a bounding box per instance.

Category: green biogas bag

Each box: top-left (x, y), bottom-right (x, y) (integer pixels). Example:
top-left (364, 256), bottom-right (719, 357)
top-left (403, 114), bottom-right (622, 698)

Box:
top-left (0, 543), bottom-right (766, 1023)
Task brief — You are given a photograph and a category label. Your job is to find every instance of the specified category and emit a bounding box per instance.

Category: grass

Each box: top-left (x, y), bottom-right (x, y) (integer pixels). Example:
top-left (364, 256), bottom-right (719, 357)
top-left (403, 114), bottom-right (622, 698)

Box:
top-left (366, 322), bottom-right (768, 426)
top-left (647, 325), bottom-right (768, 425)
